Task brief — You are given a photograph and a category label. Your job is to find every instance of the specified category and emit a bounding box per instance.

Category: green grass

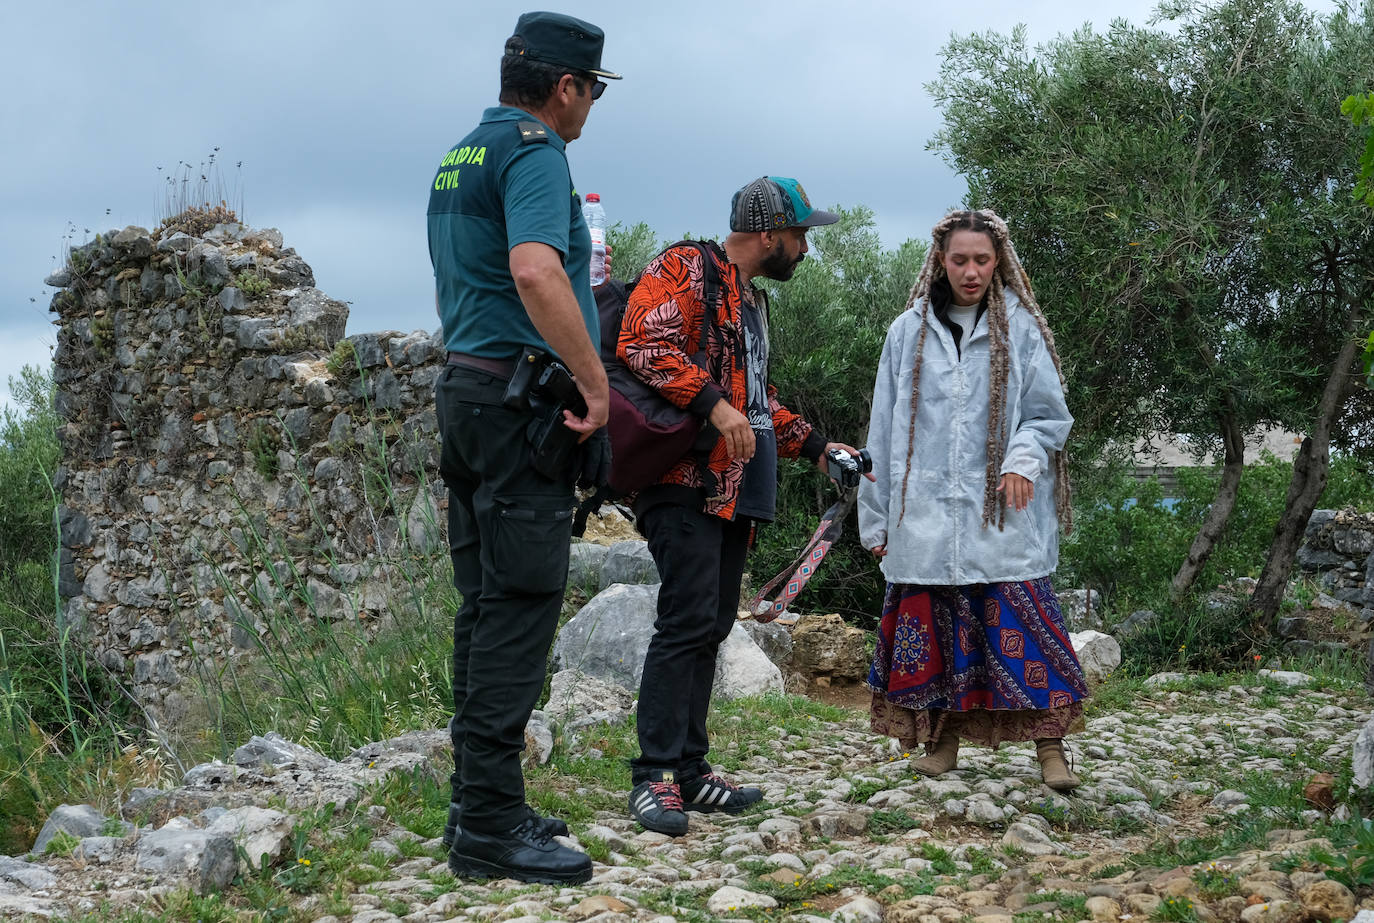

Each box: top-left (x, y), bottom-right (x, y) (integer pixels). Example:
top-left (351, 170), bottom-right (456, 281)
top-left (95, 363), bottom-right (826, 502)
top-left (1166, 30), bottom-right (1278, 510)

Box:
top-left (747, 863), bottom-right (937, 914)
top-left (1154, 895), bottom-right (1201, 923)
top-left (1192, 862), bottom-right (1241, 899)
top-left (868, 808), bottom-right (922, 835)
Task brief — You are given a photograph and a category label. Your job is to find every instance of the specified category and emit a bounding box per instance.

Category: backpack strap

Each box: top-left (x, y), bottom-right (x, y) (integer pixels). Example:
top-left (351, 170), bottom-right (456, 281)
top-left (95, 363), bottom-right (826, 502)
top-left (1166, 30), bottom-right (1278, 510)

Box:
top-left (577, 240), bottom-right (728, 528)
top-left (655, 239), bottom-right (722, 353)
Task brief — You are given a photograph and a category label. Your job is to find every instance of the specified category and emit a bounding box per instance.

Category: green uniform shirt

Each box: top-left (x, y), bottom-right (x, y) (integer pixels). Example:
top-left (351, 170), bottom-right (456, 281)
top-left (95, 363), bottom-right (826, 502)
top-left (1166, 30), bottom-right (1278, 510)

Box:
top-left (427, 106), bottom-right (598, 358)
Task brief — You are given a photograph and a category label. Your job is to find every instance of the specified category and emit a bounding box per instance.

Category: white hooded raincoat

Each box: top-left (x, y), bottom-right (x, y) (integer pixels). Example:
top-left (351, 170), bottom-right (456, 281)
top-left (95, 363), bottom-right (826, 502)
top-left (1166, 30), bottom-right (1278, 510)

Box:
top-left (858, 291), bottom-right (1072, 585)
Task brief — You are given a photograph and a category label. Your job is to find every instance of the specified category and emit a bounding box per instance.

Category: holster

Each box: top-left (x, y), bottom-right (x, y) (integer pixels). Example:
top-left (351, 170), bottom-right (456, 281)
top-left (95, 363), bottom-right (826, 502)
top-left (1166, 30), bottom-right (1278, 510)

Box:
top-left (517, 352), bottom-right (587, 482)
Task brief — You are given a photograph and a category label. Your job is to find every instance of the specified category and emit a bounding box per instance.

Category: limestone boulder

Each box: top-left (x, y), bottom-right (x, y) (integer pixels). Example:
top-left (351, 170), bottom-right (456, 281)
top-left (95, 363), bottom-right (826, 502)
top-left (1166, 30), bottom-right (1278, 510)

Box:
top-left (740, 619), bottom-right (793, 668)
top-left (713, 624), bottom-right (783, 700)
top-left (1298, 880), bottom-right (1356, 923)
top-left (135, 827), bottom-right (239, 894)
top-left (567, 542), bottom-right (609, 592)
top-left (1352, 717), bottom-right (1374, 789)
top-left (552, 583), bottom-right (659, 688)
top-left (201, 806), bottom-right (293, 868)
top-left (598, 540), bottom-right (658, 589)
top-left (1069, 629), bottom-right (1122, 682)
top-left (790, 612), bottom-right (869, 681)
top-left (231, 732), bottom-right (335, 772)
top-left (33, 804), bottom-right (119, 855)
top-left (546, 668), bottom-right (633, 732)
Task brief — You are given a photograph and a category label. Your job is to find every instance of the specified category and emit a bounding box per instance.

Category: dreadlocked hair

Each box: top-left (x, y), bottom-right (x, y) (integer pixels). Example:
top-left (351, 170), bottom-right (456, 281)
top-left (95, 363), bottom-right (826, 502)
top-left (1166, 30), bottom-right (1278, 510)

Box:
top-left (895, 209), bottom-right (1073, 534)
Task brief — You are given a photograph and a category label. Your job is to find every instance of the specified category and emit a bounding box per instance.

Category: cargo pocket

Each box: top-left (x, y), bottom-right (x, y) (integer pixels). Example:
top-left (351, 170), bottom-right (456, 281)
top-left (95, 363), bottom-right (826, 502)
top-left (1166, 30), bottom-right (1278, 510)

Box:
top-left (491, 497), bottom-right (573, 595)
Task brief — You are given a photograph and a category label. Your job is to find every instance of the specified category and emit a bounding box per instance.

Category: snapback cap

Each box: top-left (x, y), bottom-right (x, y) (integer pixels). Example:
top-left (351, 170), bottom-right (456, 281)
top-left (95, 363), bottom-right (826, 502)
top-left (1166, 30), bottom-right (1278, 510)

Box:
top-left (729, 176), bottom-right (839, 232)
top-left (511, 11), bottom-right (622, 80)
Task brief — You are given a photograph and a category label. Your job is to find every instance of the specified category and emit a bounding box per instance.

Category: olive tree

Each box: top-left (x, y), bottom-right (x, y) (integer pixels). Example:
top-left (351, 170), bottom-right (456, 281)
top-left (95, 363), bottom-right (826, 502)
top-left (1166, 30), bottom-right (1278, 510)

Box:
top-left (931, 0), bottom-right (1374, 615)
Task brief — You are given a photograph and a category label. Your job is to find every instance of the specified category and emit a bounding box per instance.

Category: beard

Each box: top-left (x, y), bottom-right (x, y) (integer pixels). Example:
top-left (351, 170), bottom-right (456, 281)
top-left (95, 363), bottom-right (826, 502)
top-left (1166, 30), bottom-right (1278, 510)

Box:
top-left (760, 239), bottom-right (804, 281)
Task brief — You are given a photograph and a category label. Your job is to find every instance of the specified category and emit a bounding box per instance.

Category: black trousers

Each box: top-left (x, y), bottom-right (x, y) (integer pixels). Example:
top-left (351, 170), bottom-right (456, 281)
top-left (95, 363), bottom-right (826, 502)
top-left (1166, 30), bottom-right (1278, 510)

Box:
top-left (631, 502), bottom-right (751, 783)
top-left (436, 364), bottom-right (574, 834)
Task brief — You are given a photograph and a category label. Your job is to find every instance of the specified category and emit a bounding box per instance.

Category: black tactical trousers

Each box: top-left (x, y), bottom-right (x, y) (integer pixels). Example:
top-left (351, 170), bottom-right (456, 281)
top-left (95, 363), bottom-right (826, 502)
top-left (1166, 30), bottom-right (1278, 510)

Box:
top-left (631, 502), bottom-right (751, 782)
top-left (436, 364), bottom-right (574, 834)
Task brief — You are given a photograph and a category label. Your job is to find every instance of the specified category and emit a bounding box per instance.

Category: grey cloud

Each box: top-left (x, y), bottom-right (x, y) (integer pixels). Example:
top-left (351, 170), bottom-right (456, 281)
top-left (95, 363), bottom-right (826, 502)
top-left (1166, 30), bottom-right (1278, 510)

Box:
top-left (9, 0), bottom-right (1330, 408)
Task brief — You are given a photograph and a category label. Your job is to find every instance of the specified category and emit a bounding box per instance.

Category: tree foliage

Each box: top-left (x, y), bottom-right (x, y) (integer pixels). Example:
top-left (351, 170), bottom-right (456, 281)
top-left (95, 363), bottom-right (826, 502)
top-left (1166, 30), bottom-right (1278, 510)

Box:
top-left (0, 366), bottom-right (59, 611)
top-left (1346, 90), bottom-right (1374, 387)
top-left (1059, 453), bottom-right (1374, 612)
top-left (931, 0), bottom-right (1374, 607)
top-left (605, 220), bottom-right (662, 284)
top-left (933, 0), bottom-right (1373, 458)
top-left (1345, 90), bottom-right (1374, 208)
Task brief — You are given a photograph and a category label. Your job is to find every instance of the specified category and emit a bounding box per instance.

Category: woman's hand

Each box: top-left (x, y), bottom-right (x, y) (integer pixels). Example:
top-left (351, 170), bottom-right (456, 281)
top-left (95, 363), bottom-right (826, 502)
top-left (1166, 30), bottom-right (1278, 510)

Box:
top-left (997, 472), bottom-right (1034, 511)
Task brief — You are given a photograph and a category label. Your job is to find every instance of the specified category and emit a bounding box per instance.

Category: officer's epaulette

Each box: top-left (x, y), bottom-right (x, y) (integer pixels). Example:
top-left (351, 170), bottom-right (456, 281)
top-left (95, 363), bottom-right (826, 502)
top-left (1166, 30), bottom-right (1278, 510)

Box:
top-left (516, 121), bottom-right (550, 144)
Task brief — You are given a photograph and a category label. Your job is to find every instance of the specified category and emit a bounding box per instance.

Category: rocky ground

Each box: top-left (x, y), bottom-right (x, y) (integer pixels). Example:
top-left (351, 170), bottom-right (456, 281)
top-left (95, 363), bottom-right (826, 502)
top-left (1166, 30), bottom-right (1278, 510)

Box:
top-left (4, 670), bottom-right (1373, 923)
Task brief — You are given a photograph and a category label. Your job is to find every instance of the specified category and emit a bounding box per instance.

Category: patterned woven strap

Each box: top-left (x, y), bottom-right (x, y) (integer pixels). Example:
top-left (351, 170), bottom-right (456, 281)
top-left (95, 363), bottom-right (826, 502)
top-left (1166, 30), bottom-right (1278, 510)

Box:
top-left (748, 490), bottom-right (855, 623)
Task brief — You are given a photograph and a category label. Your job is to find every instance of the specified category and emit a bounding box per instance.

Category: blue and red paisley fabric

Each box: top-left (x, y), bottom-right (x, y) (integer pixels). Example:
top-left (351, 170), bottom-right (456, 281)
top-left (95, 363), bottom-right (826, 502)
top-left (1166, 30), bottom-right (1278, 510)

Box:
top-left (868, 578), bottom-right (1089, 713)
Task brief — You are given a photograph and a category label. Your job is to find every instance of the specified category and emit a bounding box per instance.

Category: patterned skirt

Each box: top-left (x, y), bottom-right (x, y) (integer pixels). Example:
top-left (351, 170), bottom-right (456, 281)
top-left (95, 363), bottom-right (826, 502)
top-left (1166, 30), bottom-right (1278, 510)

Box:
top-left (867, 578), bottom-right (1088, 750)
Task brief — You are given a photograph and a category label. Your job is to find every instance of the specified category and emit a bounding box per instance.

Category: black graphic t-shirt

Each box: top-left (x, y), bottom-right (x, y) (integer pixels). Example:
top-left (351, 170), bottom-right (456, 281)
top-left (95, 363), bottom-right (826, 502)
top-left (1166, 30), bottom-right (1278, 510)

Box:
top-left (734, 296), bottom-right (777, 522)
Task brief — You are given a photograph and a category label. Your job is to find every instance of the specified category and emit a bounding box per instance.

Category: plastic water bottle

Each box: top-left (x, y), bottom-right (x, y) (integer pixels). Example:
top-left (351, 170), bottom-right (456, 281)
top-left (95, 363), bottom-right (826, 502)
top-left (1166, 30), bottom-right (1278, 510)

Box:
top-left (583, 193), bottom-right (606, 286)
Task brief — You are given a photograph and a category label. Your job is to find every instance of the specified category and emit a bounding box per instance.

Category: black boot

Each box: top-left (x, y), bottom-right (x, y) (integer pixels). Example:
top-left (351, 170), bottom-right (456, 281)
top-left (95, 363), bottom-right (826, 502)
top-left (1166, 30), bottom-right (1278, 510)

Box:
top-left (442, 801), bottom-right (569, 848)
top-left (448, 816), bottom-right (592, 884)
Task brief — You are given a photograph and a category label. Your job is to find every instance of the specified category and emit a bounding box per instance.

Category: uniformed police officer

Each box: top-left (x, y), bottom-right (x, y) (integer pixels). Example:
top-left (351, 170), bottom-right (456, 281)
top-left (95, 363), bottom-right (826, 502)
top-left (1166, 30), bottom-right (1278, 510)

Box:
top-left (427, 11), bottom-right (617, 884)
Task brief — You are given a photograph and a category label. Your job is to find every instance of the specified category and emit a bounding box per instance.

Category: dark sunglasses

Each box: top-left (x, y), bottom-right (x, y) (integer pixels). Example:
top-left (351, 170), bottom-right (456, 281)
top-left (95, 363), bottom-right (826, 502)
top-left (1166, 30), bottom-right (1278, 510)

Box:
top-left (588, 79), bottom-right (606, 100)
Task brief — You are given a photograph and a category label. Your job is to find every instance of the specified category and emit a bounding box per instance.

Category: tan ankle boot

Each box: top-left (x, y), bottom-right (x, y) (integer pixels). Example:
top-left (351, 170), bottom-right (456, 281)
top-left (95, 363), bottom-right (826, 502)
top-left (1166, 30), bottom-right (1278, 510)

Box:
top-left (1036, 738), bottom-right (1081, 791)
top-left (911, 730), bottom-right (960, 777)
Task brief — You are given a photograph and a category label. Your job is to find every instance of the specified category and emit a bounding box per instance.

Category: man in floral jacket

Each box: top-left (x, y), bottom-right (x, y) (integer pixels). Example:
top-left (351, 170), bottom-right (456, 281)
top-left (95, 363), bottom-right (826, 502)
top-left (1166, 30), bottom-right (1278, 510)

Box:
top-left (619, 176), bottom-right (864, 835)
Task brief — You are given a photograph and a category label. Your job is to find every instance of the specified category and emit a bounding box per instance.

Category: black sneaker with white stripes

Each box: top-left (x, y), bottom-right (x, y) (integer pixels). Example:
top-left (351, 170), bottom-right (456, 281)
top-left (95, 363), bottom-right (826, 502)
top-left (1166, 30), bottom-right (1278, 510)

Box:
top-left (628, 769), bottom-right (689, 836)
top-left (679, 771), bottom-right (764, 814)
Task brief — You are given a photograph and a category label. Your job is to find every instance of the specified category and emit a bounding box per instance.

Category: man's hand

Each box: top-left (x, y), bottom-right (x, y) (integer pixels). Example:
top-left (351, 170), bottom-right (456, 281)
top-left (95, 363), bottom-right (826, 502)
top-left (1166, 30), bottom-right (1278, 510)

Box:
top-left (565, 373), bottom-right (610, 442)
top-left (816, 442), bottom-right (877, 482)
top-left (997, 472), bottom-right (1034, 511)
top-left (870, 543), bottom-right (888, 558)
top-left (593, 244), bottom-right (613, 290)
top-left (709, 399), bottom-right (755, 460)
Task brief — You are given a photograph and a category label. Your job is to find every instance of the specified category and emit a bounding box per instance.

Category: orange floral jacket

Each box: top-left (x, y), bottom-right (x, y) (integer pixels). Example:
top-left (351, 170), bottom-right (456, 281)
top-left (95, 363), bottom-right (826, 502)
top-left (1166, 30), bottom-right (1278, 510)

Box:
top-left (618, 242), bottom-right (826, 520)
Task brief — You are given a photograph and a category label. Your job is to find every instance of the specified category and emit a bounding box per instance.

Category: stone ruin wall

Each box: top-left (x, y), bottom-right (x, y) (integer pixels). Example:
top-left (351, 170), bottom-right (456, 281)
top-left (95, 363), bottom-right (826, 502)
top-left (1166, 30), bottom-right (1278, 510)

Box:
top-left (46, 221), bottom-right (448, 733)
top-left (1298, 508), bottom-right (1374, 623)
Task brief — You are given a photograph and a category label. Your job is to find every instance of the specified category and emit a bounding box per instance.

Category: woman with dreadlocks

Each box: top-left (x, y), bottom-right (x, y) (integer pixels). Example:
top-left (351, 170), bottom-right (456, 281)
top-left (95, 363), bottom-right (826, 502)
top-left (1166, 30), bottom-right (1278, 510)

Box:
top-left (858, 209), bottom-right (1087, 791)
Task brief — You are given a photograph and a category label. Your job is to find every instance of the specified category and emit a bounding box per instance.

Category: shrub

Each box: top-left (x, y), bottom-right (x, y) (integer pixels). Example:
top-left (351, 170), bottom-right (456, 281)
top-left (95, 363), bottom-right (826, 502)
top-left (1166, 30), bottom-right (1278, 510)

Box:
top-left (1058, 464), bottom-right (1189, 613)
top-left (158, 202), bottom-right (238, 239)
top-left (604, 221), bottom-right (661, 283)
top-left (246, 421), bottom-right (281, 479)
top-left (325, 339), bottom-right (359, 382)
top-left (0, 367), bottom-right (59, 595)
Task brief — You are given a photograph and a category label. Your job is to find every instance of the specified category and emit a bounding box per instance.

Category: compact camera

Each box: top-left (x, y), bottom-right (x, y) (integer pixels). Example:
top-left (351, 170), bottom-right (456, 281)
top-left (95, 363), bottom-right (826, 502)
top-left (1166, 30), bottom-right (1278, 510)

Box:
top-left (825, 447), bottom-right (872, 489)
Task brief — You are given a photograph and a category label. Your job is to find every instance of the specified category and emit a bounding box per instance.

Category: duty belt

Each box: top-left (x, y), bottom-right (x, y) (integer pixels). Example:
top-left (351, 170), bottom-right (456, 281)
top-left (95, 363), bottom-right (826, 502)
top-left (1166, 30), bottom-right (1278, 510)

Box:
top-left (446, 352), bottom-right (516, 378)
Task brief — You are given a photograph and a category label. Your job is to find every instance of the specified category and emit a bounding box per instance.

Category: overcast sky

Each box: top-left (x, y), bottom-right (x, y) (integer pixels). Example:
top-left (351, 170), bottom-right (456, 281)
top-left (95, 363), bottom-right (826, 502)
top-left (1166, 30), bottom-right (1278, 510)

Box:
top-left (0, 0), bottom-right (1337, 413)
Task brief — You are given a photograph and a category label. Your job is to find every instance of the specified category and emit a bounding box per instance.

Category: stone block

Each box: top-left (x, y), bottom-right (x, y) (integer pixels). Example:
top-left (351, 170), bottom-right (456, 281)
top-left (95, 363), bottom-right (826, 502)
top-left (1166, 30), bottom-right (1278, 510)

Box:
top-left (599, 540), bottom-right (659, 589)
top-left (135, 827), bottom-right (238, 894)
top-left (33, 804), bottom-right (112, 855)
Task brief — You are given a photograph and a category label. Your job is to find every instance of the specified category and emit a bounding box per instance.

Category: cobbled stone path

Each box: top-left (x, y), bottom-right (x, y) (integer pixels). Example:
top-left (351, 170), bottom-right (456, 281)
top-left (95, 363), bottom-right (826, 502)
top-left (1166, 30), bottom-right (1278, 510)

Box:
top-left (12, 678), bottom-right (1374, 922)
